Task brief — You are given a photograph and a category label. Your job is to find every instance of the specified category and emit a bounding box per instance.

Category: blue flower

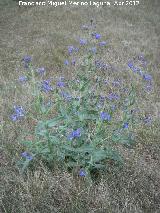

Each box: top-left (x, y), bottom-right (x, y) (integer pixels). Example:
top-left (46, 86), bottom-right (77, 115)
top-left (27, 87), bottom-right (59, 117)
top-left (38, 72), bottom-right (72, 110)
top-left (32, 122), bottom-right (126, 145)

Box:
top-left (10, 114), bottom-right (18, 121)
top-left (104, 79), bottom-right (109, 85)
top-left (41, 80), bottom-right (53, 93)
top-left (99, 41), bottom-right (107, 46)
top-left (79, 169), bottom-right (86, 177)
top-left (10, 106), bottom-right (25, 121)
top-left (68, 46), bottom-right (75, 55)
top-left (68, 128), bottom-right (81, 141)
top-left (60, 91), bottom-right (72, 101)
top-left (76, 96), bottom-right (80, 101)
top-left (22, 55), bottom-right (32, 63)
top-left (127, 61), bottom-right (145, 78)
top-left (94, 33), bottom-right (101, 39)
top-left (123, 88), bottom-right (129, 93)
top-left (112, 80), bottom-right (121, 87)
top-left (19, 76), bottom-right (28, 83)
top-left (95, 60), bottom-right (101, 68)
top-left (111, 104), bottom-right (116, 111)
top-left (128, 61), bottom-right (134, 69)
top-left (145, 84), bottom-right (152, 92)
top-left (144, 116), bottom-right (152, 124)
top-left (68, 46), bottom-right (79, 55)
top-left (123, 122), bottom-right (129, 129)
top-left (56, 81), bottom-right (65, 88)
top-left (95, 60), bottom-right (108, 70)
top-left (75, 47), bottom-right (79, 52)
top-left (79, 38), bottom-right (87, 45)
top-left (133, 67), bottom-right (142, 73)
top-left (100, 112), bottom-right (111, 121)
top-left (75, 79), bottom-right (80, 83)
top-left (107, 93), bottom-right (120, 101)
top-left (90, 47), bottom-right (97, 54)
top-left (24, 63), bottom-right (29, 69)
top-left (138, 54), bottom-right (145, 61)
top-left (71, 59), bottom-right (76, 66)
top-left (37, 67), bottom-right (46, 75)
top-left (64, 60), bottom-right (69, 65)
top-left (143, 74), bottom-right (152, 81)
top-left (97, 100), bottom-right (105, 108)
top-left (59, 76), bottom-right (65, 81)
top-left (100, 95), bottom-right (105, 100)
top-left (21, 152), bottom-right (33, 161)
top-left (138, 69), bottom-right (143, 76)
top-left (22, 55), bottom-right (32, 69)
top-left (97, 96), bottom-right (105, 109)
top-left (14, 106), bottom-right (25, 116)
top-left (138, 55), bottom-right (147, 66)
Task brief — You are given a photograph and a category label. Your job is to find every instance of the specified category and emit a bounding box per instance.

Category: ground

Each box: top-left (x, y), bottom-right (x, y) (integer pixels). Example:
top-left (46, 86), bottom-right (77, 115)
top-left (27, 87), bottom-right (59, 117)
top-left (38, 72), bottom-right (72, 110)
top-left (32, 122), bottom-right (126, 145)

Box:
top-left (0, 0), bottom-right (160, 212)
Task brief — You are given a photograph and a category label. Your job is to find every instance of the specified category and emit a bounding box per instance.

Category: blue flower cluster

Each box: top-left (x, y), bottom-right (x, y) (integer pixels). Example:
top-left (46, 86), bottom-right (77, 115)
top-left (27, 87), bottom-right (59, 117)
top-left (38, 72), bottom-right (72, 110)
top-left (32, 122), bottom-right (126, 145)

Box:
top-left (112, 80), bottom-right (121, 87)
top-left (92, 32), bottom-right (101, 39)
top-left (22, 55), bottom-right (32, 69)
top-left (68, 46), bottom-right (79, 55)
top-left (137, 54), bottom-right (147, 67)
top-left (37, 67), bottom-right (46, 75)
top-left (21, 151), bottom-right (33, 161)
top-left (107, 93), bottom-right (120, 101)
top-left (99, 41), bottom-right (107, 46)
top-left (56, 81), bottom-right (65, 88)
top-left (64, 59), bottom-right (76, 66)
top-left (90, 47), bottom-right (97, 54)
top-left (95, 60), bottom-right (108, 70)
top-left (144, 116), bottom-right (152, 124)
top-left (19, 75), bottom-right (28, 83)
top-left (79, 168), bottom-right (86, 177)
top-left (68, 128), bottom-right (81, 140)
top-left (64, 59), bottom-right (69, 65)
top-left (79, 38), bottom-right (87, 45)
top-left (111, 104), bottom-right (116, 111)
top-left (41, 80), bottom-right (53, 93)
top-left (143, 74), bottom-right (152, 81)
top-left (100, 112), bottom-right (111, 121)
top-left (123, 122), bottom-right (129, 129)
top-left (16, 25), bottom-right (155, 178)
top-left (71, 59), bottom-right (76, 66)
top-left (60, 91), bottom-right (72, 101)
top-left (10, 106), bottom-right (25, 121)
top-left (128, 61), bottom-right (152, 81)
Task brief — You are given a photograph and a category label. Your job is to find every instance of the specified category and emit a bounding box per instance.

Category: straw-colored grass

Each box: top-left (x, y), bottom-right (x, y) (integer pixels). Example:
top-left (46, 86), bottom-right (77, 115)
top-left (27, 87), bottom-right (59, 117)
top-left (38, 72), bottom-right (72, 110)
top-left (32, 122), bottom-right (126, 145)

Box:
top-left (1, 0), bottom-right (160, 212)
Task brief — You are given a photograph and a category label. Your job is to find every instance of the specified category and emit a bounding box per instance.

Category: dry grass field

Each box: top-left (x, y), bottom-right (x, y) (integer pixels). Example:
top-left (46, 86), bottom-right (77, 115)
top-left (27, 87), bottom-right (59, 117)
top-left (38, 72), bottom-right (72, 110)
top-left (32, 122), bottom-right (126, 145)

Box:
top-left (0, 0), bottom-right (160, 212)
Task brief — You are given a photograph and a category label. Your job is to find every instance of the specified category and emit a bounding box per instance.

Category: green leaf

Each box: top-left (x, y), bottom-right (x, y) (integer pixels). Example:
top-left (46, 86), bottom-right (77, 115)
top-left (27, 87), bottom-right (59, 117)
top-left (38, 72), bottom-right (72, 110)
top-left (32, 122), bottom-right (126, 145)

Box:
top-left (112, 133), bottom-right (121, 142)
top-left (62, 145), bottom-right (76, 153)
top-left (62, 144), bottom-right (94, 154)
top-left (77, 111), bottom-right (97, 121)
top-left (93, 163), bottom-right (105, 169)
top-left (39, 147), bottom-right (50, 154)
top-left (59, 105), bottom-right (68, 117)
top-left (92, 150), bottom-right (107, 163)
top-left (66, 161), bottom-right (78, 167)
top-left (35, 121), bottom-right (46, 136)
top-left (47, 116), bottom-right (64, 127)
top-left (40, 104), bottom-right (50, 114)
top-left (37, 129), bottom-right (48, 136)
top-left (49, 136), bottom-right (60, 144)
top-left (21, 159), bottom-right (31, 173)
top-left (21, 140), bottom-right (33, 146)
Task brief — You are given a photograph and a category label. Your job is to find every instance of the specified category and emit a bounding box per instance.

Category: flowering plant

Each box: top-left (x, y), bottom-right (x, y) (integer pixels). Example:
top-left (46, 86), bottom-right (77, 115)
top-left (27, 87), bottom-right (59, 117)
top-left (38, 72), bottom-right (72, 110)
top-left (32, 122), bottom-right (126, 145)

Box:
top-left (13, 23), bottom-right (153, 179)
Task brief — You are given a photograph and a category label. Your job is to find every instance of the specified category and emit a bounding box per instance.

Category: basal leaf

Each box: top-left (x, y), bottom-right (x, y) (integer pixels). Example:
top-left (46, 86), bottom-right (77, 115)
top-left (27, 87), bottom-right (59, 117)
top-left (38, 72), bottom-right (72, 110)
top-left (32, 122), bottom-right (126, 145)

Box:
top-left (47, 116), bottom-right (64, 127)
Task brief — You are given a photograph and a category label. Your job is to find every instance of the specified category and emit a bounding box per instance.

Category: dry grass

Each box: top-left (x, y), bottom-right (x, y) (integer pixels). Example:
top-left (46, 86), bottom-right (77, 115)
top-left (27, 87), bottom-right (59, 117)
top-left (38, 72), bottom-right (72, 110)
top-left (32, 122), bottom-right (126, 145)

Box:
top-left (0, 0), bottom-right (160, 212)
